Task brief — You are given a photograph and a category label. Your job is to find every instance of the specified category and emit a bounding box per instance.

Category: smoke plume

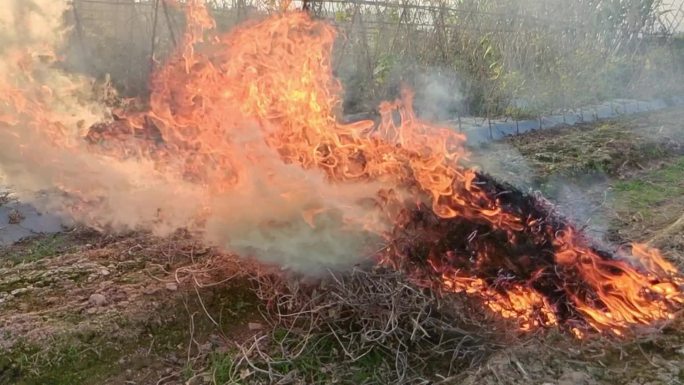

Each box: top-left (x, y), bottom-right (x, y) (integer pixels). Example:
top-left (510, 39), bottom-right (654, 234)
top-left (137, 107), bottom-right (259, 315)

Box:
top-left (0, 0), bottom-right (388, 273)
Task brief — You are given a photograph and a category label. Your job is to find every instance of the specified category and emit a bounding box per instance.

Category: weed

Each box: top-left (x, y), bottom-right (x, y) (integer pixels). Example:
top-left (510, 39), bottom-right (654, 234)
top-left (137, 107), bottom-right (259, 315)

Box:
top-left (181, 363), bottom-right (195, 382)
top-left (3, 336), bottom-right (121, 385)
top-left (210, 352), bottom-right (236, 384)
top-left (2, 234), bottom-right (70, 266)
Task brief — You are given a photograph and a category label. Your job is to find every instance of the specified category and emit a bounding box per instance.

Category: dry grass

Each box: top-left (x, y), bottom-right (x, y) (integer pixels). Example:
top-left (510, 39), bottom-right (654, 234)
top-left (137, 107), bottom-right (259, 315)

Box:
top-left (171, 265), bottom-right (506, 384)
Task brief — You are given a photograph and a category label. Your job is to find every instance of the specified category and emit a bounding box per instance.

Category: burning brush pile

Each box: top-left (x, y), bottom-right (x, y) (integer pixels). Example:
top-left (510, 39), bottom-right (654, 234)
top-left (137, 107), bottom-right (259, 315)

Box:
top-left (1, 0), bottom-right (683, 354)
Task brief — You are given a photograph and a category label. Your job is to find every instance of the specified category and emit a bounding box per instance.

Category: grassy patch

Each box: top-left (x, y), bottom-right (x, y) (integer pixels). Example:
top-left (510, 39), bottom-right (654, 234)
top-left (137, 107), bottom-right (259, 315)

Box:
top-left (210, 352), bottom-right (236, 384)
top-left (1, 336), bottom-right (123, 385)
top-left (1, 280), bottom-right (265, 385)
top-left (1, 234), bottom-right (72, 266)
top-left (206, 332), bottom-right (391, 384)
top-left (612, 157), bottom-right (684, 214)
top-left (505, 115), bottom-right (682, 178)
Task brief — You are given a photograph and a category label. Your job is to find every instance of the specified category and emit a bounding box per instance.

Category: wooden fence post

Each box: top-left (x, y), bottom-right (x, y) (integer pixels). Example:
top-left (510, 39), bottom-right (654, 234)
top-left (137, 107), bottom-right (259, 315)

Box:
top-left (162, 0), bottom-right (177, 47)
top-left (149, 0), bottom-right (160, 75)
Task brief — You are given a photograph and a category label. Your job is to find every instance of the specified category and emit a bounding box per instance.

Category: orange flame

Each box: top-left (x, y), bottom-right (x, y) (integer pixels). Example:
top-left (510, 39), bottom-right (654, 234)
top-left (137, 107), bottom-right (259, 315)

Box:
top-left (554, 231), bottom-right (683, 335)
top-left (1, 1), bottom-right (682, 337)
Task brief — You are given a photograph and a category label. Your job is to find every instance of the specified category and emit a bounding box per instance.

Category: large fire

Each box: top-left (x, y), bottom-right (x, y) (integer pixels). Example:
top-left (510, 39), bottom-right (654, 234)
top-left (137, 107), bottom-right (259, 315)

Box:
top-left (1, 1), bottom-right (682, 337)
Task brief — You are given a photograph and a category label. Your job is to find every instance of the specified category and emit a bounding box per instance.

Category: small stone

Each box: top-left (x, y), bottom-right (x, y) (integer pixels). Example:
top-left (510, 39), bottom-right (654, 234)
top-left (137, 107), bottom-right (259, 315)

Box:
top-left (89, 293), bottom-right (107, 307)
top-left (558, 370), bottom-right (591, 385)
top-left (248, 322), bottom-right (264, 331)
top-left (86, 307), bottom-right (98, 315)
top-left (100, 269), bottom-right (110, 276)
top-left (7, 209), bottom-right (24, 224)
top-left (143, 287), bottom-right (159, 295)
top-left (10, 288), bottom-right (28, 296)
top-left (677, 347), bottom-right (684, 356)
top-left (239, 369), bottom-right (252, 380)
top-left (165, 283), bottom-right (178, 291)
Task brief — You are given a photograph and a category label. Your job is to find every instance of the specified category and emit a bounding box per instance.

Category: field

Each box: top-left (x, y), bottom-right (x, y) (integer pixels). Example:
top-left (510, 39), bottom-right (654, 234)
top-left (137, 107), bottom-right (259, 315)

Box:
top-left (1, 108), bottom-right (683, 385)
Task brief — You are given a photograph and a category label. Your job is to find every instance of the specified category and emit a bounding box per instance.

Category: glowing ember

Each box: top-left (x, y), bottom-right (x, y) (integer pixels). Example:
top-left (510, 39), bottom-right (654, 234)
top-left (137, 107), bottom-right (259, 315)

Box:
top-left (1, 0), bottom-right (682, 337)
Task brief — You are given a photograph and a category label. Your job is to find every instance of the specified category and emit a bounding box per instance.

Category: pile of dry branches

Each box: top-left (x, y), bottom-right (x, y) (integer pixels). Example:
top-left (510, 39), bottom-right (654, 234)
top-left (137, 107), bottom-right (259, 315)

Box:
top-left (218, 267), bottom-right (504, 384)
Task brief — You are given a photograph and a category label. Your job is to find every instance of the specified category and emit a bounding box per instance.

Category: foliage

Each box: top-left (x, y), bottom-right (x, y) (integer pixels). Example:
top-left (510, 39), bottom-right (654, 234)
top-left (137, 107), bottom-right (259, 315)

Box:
top-left (64, 0), bottom-right (684, 116)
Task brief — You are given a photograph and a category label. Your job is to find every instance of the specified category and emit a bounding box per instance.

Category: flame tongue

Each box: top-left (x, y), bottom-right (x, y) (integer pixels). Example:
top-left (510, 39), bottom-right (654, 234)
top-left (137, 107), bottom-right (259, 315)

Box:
top-left (2, 1), bottom-right (682, 337)
top-left (385, 172), bottom-right (683, 336)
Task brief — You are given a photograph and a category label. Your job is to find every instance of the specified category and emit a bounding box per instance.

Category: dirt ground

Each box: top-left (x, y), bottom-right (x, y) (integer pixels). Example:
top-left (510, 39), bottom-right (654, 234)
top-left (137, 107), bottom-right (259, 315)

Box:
top-left (1, 108), bottom-right (683, 384)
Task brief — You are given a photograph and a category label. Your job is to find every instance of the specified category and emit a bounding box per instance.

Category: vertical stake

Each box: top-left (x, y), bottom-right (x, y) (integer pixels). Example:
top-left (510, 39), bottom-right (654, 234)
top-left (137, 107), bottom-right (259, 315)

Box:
top-left (162, 0), bottom-right (177, 47)
top-left (149, 0), bottom-right (160, 76)
top-left (488, 117), bottom-right (493, 139)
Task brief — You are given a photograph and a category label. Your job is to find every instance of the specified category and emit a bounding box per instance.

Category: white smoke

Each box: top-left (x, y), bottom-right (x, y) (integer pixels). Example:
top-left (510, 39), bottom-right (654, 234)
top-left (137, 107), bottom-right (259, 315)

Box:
top-left (0, 0), bottom-right (389, 274)
top-left (413, 72), bottom-right (464, 122)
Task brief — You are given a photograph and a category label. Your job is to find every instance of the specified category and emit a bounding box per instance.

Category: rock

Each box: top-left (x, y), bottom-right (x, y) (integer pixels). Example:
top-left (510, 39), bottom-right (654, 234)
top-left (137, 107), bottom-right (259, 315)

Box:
top-left (143, 287), bottom-right (159, 295)
top-left (100, 269), bottom-right (110, 276)
top-left (10, 287), bottom-right (28, 296)
top-left (165, 283), bottom-right (178, 291)
top-left (239, 369), bottom-right (252, 380)
top-left (7, 209), bottom-right (24, 224)
top-left (558, 369), bottom-right (594, 385)
top-left (89, 293), bottom-right (107, 307)
top-left (248, 322), bottom-right (264, 331)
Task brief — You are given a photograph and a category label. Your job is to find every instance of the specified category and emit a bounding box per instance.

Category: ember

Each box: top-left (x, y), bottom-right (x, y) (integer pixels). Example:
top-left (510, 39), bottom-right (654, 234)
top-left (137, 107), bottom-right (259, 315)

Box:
top-left (2, 0), bottom-right (682, 338)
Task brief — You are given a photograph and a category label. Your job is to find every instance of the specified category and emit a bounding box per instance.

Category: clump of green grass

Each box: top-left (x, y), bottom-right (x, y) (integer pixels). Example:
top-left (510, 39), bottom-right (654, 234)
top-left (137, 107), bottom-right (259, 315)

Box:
top-left (613, 156), bottom-right (684, 213)
top-left (2, 234), bottom-right (70, 266)
top-left (202, 327), bottom-right (396, 384)
top-left (2, 335), bottom-right (123, 385)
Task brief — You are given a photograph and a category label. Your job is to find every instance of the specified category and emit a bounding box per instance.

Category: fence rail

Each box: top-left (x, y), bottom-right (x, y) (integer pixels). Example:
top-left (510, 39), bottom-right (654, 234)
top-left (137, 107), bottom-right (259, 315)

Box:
top-left (66, 0), bottom-right (684, 133)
